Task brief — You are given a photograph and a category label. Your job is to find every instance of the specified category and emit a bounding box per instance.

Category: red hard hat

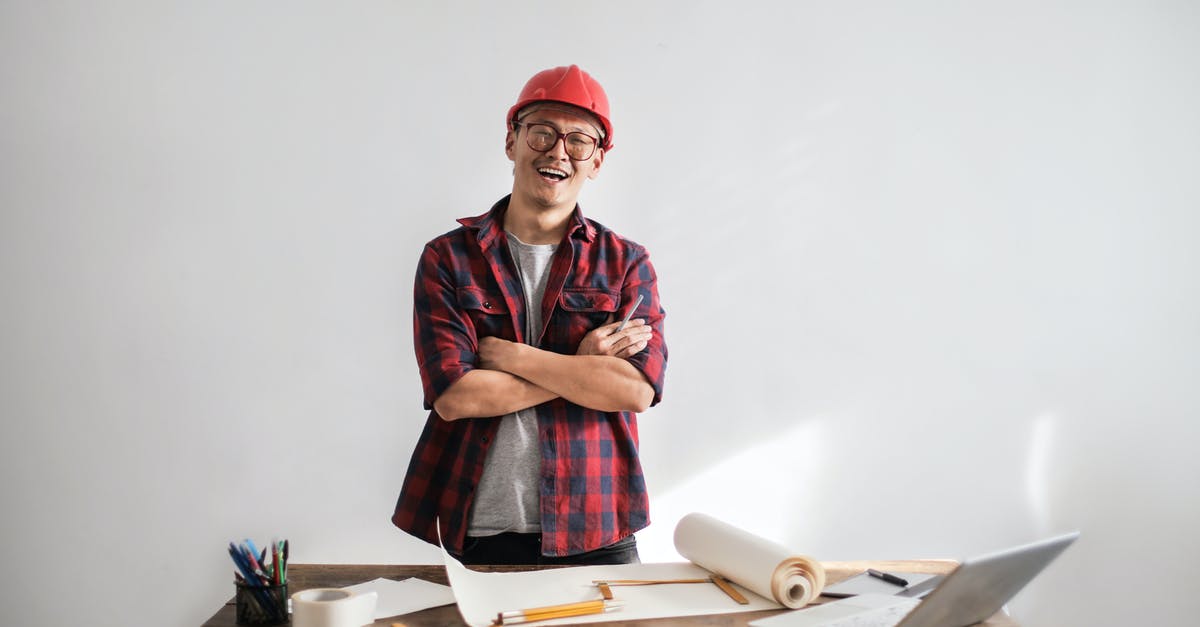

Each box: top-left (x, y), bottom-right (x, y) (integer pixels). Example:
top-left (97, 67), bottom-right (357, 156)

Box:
top-left (507, 64), bottom-right (614, 151)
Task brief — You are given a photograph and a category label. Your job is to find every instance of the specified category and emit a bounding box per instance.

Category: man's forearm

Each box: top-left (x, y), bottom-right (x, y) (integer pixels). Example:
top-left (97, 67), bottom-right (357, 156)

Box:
top-left (432, 369), bottom-right (557, 421)
top-left (436, 318), bottom-right (655, 420)
top-left (491, 343), bottom-right (653, 413)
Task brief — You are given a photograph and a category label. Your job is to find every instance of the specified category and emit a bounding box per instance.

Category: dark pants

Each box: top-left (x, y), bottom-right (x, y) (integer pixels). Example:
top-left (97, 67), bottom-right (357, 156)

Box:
top-left (456, 532), bottom-right (640, 566)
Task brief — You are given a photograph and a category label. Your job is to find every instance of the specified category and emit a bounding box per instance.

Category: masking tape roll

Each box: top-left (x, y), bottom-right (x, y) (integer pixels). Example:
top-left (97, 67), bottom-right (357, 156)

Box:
top-left (291, 587), bottom-right (378, 627)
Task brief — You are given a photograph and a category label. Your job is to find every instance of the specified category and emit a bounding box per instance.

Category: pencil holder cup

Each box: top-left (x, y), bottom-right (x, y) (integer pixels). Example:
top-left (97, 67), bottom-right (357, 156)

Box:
top-left (235, 582), bottom-right (289, 625)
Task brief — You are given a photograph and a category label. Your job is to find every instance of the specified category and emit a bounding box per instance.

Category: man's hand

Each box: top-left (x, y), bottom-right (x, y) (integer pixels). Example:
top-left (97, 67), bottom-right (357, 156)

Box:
top-left (577, 315), bottom-right (652, 358)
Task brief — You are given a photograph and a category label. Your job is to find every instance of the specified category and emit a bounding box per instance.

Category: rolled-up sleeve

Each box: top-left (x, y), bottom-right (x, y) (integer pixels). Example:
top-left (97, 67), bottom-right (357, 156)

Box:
top-left (621, 251), bottom-right (668, 406)
top-left (413, 244), bottom-right (476, 409)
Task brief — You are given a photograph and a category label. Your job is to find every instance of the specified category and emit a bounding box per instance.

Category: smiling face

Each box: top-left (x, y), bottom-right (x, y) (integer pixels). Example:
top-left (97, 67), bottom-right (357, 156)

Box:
top-left (506, 103), bottom-right (605, 214)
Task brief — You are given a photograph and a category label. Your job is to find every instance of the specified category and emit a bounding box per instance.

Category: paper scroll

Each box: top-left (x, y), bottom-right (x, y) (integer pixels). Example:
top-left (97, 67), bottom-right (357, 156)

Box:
top-left (674, 512), bottom-right (826, 609)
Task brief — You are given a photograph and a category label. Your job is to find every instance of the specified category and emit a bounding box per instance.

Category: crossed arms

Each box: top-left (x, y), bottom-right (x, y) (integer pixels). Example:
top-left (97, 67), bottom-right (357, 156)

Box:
top-left (433, 318), bottom-right (654, 421)
top-left (413, 234), bottom-right (667, 422)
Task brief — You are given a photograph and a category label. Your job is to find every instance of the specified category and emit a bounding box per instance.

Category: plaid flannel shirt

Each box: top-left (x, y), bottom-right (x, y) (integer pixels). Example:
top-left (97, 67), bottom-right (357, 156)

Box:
top-left (392, 196), bottom-right (668, 557)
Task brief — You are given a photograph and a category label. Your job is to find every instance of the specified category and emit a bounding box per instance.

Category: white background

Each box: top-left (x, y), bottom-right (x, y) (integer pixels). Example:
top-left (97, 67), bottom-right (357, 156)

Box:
top-left (2, 2), bottom-right (1197, 626)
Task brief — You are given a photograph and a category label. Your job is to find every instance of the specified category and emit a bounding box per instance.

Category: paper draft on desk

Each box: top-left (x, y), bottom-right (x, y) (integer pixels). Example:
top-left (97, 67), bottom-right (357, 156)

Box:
top-left (444, 556), bottom-right (777, 626)
top-left (341, 577), bottom-right (456, 619)
top-left (441, 513), bottom-right (826, 627)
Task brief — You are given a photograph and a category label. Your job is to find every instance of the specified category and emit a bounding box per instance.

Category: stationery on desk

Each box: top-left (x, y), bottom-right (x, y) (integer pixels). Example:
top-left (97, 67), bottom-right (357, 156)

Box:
top-left (492, 599), bottom-right (625, 625)
top-left (227, 538), bottom-right (289, 587)
top-left (866, 570), bottom-right (907, 587)
top-left (439, 512), bottom-right (826, 627)
top-left (226, 537), bottom-right (289, 624)
top-left (820, 570), bottom-right (941, 599)
top-left (224, 539), bottom-right (456, 626)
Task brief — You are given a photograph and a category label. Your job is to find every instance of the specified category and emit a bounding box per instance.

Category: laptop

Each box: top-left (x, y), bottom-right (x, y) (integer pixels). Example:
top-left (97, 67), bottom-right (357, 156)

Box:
top-left (749, 531), bottom-right (1079, 627)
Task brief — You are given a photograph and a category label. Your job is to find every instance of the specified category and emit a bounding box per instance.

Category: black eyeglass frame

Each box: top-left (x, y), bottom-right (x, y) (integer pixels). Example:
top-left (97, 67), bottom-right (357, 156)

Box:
top-left (511, 121), bottom-right (602, 161)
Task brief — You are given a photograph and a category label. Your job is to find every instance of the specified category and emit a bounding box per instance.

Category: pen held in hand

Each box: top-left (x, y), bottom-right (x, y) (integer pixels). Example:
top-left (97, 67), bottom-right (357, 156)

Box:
top-left (614, 294), bottom-right (644, 332)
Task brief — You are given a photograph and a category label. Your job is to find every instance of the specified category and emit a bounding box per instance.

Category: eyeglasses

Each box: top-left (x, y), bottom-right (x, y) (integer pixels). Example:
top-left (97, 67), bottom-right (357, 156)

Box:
top-left (512, 122), bottom-right (600, 161)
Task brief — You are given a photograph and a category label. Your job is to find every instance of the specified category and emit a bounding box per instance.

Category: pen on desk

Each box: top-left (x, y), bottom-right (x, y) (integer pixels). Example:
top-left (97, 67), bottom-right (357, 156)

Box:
top-left (494, 600), bottom-right (623, 625)
top-left (615, 294), bottom-right (644, 332)
top-left (867, 569), bottom-right (909, 587)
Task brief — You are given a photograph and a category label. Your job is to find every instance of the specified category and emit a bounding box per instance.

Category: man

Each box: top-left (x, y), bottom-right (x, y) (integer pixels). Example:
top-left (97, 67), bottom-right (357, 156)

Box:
top-left (391, 65), bottom-right (668, 566)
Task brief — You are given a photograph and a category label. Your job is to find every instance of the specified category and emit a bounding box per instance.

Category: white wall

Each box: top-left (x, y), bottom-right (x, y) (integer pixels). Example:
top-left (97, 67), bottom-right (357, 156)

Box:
top-left (2, 2), bottom-right (1197, 626)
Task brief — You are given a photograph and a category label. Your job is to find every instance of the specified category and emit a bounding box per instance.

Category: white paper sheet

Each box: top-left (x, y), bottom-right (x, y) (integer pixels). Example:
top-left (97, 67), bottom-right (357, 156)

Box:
top-left (439, 513), bottom-right (825, 626)
top-left (443, 550), bottom-right (779, 627)
top-left (341, 576), bottom-right (456, 619)
top-left (748, 594), bottom-right (920, 627)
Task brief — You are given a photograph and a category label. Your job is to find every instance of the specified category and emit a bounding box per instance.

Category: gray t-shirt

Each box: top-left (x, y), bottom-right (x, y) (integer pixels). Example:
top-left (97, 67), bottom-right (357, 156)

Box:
top-left (467, 233), bottom-right (557, 536)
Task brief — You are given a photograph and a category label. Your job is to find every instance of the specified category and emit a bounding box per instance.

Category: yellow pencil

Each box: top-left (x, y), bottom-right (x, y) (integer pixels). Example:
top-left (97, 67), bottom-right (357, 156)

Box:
top-left (592, 578), bottom-right (711, 585)
top-left (494, 599), bottom-right (624, 624)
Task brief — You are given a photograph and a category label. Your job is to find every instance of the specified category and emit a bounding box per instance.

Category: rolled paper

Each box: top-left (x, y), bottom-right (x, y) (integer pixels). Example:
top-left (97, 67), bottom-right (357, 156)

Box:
top-left (673, 512), bottom-right (826, 609)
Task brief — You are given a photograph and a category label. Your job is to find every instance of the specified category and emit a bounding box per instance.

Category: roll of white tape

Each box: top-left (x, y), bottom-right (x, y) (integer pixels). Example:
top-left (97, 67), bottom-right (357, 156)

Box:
top-left (291, 587), bottom-right (378, 627)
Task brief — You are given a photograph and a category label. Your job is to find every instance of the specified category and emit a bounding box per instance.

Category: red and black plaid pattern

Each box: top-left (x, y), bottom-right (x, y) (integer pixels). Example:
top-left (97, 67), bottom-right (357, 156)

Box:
top-left (392, 196), bottom-right (668, 557)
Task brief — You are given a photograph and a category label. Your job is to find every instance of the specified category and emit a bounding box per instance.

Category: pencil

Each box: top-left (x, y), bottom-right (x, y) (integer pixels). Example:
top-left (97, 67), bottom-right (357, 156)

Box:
top-left (615, 294), bottom-right (644, 331)
top-left (592, 578), bottom-right (710, 585)
top-left (494, 600), bottom-right (623, 625)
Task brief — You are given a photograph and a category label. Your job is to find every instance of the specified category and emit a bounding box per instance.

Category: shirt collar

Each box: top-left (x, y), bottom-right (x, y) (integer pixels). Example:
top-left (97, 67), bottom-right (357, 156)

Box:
top-left (458, 195), bottom-right (596, 249)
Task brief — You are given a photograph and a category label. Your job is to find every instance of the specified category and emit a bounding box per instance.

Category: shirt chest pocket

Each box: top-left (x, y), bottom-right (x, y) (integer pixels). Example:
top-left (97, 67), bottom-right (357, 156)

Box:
top-left (456, 286), bottom-right (511, 340)
top-left (553, 288), bottom-right (620, 347)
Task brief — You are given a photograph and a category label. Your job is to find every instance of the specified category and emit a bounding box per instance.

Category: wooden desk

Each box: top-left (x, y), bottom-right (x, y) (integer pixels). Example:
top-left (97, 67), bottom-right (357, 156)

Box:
top-left (201, 561), bottom-right (1019, 626)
